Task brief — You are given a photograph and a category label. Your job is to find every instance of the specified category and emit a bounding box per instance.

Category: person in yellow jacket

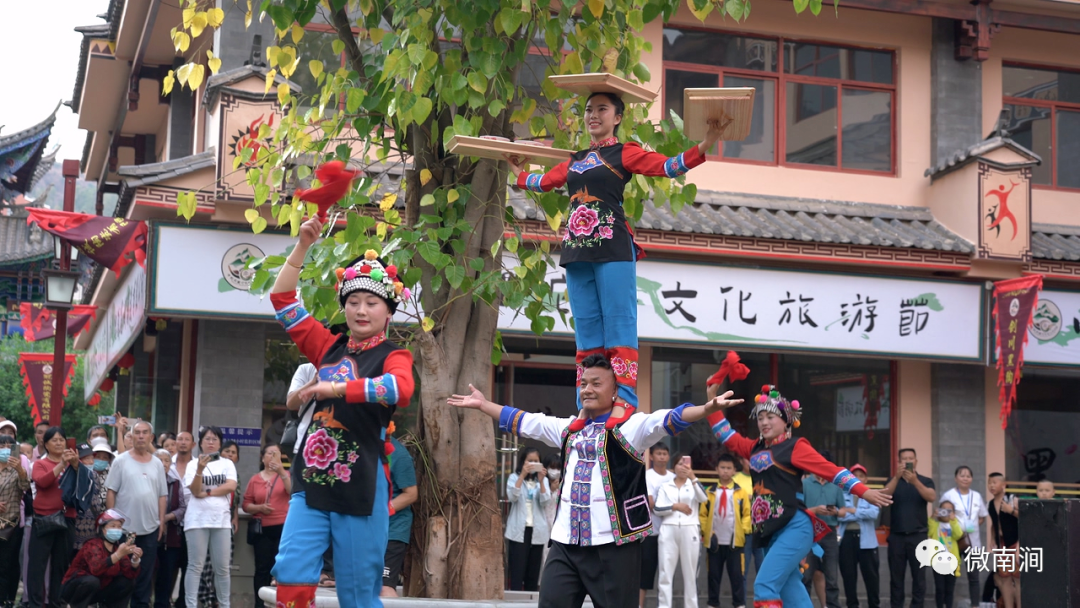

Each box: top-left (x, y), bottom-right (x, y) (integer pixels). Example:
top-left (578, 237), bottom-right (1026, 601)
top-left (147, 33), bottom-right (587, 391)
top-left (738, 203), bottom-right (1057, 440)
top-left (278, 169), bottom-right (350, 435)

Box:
top-left (929, 499), bottom-right (964, 608)
top-left (699, 454), bottom-right (753, 608)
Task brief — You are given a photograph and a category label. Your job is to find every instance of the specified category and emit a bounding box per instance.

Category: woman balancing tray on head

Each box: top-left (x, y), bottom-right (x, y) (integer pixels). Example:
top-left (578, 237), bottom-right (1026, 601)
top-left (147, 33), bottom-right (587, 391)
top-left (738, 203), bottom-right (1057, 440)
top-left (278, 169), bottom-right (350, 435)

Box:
top-left (507, 73), bottom-right (726, 431)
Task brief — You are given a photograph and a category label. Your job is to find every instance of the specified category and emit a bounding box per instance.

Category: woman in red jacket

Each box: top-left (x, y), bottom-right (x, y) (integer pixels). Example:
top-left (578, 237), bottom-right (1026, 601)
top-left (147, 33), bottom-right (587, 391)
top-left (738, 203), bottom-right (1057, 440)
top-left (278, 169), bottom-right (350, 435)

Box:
top-left (28, 427), bottom-right (79, 608)
top-left (61, 509), bottom-right (141, 608)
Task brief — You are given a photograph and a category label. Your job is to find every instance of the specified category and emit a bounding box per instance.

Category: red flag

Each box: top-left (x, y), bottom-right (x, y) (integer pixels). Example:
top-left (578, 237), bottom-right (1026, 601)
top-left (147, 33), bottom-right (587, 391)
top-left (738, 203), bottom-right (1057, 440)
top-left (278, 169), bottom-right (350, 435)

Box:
top-left (26, 208), bottom-right (147, 274)
top-left (993, 275), bottom-right (1043, 429)
top-left (17, 353), bottom-right (78, 426)
top-left (19, 303), bottom-right (97, 341)
top-left (294, 161), bottom-right (360, 220)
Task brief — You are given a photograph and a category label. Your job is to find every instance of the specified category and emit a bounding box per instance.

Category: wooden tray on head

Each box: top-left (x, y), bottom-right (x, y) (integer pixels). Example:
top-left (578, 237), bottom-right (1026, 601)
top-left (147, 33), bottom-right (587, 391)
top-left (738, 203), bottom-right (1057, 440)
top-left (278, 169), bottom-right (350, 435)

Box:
top-left (683, 87), bottom-right (755, 142)
top-left (547, 73), bottom-right (657, 104)
top-left (447, 135), bottom-right (573, 167)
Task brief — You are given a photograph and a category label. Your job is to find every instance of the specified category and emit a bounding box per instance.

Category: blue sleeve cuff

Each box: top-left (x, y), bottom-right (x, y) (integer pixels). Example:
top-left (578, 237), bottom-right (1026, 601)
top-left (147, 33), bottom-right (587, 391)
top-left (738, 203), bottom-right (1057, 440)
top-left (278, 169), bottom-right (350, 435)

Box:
top-left (663, 152), bottom-right (690, 178)
top-left (833, 468), bottom-right (860, 494)
top-left (711, 415), bottom-right (735, 444)
top-left (499, 406), bottom-right (526, 436)
top-left (524, 173), bottom-right (544, 192)
top-left (663, 403), bottom-right (693, 436)
top-left (275, 301), bottom-right (310, 331)
top-left (364, 373), bottom-right (399, 406)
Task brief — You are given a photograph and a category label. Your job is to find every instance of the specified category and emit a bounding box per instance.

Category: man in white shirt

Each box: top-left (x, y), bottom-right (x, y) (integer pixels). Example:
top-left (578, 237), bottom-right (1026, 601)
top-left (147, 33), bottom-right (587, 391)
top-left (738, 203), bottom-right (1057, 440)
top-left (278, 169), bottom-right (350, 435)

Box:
top-left (641, 444), bottom-right (675, 608)
top-left (654, 455), bottom-right (708, 608)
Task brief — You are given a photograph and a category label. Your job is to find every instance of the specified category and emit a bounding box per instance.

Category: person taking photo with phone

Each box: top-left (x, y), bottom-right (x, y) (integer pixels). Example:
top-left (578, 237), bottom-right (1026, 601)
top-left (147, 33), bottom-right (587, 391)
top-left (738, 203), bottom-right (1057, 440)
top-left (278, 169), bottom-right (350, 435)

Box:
top-left (505, 447), bottom-right (551, 592)
top-left (61, 509), bottom-right (142, 608)
top-left (28, 427), bottom-right (79, 608)
top-left (182, 426), bottom-right (237, 608)
top-left (654, 455), bottom-right (708, 608)
top-left (881, 449), bottom-right (936, 608)
top-left (242, 444), bottom-right (291, 608)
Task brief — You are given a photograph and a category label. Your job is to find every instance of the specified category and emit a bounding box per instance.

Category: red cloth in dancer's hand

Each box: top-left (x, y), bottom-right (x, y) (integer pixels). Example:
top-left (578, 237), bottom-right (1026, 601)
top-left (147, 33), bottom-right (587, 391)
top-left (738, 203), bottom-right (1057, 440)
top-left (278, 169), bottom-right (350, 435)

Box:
top-left (707, 351), bottom-right (750, 386)
top-left (295, 161), bottom-right (360, 220)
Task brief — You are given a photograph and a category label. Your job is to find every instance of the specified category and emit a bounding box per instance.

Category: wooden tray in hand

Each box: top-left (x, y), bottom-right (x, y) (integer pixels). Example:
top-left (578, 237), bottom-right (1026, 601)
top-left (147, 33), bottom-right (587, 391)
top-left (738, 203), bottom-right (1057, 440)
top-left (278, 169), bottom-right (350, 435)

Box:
top-left (447, 136), bottom-right (573, 166)
top-left (683, 87), bottom-right (755, 142)
top-left (547, 73), bottom-right (657, 104)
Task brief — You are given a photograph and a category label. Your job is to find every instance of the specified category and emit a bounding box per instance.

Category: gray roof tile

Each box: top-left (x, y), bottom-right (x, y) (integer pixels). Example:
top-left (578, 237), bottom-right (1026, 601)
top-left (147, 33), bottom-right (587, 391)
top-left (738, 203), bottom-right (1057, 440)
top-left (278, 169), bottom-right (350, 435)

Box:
top-left (926, 134), bottom-right (1041, 180)
top-left (117, 149), bottom-right (216, 187)
top-left (1032, 223), bottom-right (1080, 261)
top-left (507, 187), bottom-right (975, 254)
top-left (0, 217), bottom-right (53, 264)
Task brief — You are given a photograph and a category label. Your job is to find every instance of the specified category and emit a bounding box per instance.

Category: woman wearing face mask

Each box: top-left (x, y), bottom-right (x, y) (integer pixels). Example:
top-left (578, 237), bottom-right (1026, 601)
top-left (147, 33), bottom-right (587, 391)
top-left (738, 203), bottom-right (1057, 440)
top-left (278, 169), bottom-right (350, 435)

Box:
top-left (706, 382), bottom-right (893, 608)
top-left (0, 433), bottom-right (30, 607)
top-left (61, 509), bottom-right (141, 608)
top-left (509, 93), bottom-right (725, 428)
top-left (505, 447), bottom-right (551, 592)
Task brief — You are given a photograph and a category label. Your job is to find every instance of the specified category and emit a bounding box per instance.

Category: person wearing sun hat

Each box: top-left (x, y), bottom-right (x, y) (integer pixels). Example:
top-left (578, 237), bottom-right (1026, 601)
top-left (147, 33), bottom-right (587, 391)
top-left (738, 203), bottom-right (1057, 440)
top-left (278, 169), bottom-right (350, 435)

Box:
top-left (705, 380), bottom-right (894, 608)
top-left (269, 212), bottom-right (415, 608)
top-left (61, 509), bottom-right (141, 608)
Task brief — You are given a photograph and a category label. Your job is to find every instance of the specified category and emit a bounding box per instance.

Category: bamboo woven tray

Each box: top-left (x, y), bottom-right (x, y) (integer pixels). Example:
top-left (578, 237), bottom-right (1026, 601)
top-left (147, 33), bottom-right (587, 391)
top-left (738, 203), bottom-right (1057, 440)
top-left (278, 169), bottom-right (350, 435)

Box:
top-left (547, 73), bottom-right (657, 104)
top-left (683, 87), bottom-right (756, 141)
top-left (447, 136), bottom-right (573, 166)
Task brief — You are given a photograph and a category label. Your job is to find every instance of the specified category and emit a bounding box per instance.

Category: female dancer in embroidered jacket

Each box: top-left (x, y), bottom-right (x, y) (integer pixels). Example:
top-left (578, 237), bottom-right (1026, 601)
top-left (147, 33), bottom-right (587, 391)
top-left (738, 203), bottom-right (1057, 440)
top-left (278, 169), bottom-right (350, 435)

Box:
top-left (508, 94), bottom-right (725, 425)
top-left (705, 384), bottom-right (892, 608)
top-left (269, 216), bottom-right (415, 608)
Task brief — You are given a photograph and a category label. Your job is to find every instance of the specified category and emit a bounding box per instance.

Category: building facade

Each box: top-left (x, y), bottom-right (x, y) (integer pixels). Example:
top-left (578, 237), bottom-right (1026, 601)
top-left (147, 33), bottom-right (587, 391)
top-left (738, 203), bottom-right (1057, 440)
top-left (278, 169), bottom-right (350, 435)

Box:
top-left (69, 0), bottom-right (1080, 602)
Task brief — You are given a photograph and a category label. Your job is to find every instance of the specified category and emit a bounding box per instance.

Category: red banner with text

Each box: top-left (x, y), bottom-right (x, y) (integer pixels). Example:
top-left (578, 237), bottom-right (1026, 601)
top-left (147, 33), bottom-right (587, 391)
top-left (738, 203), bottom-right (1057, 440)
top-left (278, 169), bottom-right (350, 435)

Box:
top-left (19, 303), bottom-right (97, 341)
top-left (18, 353), bottom-right (77, 425)
top-left (26, 208), bottom-right (146, 274)
top-left (993, 275), bottom-right (1043, 429)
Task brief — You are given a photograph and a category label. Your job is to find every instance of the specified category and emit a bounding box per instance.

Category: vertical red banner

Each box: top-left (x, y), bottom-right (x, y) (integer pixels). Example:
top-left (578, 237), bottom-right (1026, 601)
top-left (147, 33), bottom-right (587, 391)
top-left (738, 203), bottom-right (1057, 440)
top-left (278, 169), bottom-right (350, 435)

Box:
top-left (17, 353), bottom-right (78, 425)
top-left (992, 275), bottom-right (1043, 429)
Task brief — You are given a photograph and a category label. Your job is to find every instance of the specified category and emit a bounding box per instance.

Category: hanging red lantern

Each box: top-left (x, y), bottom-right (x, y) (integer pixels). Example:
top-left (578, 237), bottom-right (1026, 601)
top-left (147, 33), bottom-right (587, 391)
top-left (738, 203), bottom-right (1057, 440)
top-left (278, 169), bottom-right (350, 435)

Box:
top-left (118, 352), bottom-right (135, 369)
top-left (100, 378), bottom-right (114, 393)
top-left (87, 394), bottom-right (101, 407)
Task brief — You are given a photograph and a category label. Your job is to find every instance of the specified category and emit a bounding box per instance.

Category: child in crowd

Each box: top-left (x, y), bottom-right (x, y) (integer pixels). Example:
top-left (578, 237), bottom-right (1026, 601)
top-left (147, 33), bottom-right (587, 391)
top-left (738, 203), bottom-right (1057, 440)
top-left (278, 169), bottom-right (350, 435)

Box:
top-left (929, 500), bottom-right (963, 608)
top-left (1035, 479), bottom-right (1055, 499)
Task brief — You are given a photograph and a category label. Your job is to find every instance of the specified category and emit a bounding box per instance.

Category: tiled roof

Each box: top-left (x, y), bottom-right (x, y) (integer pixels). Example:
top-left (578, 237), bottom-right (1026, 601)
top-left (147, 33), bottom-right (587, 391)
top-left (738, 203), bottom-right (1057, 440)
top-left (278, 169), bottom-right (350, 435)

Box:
top-left (116, 148), bottom-right (216, 187)
top-left (508, 188), bottom-right (974, 253)
top-left (925, 134), bottom-right (1041, 180)
top-left (1032, 223), bottom-right (1080, 261)
top-left (71, 23), bottom-right (113, 114)
top-left (0, 216), bottom-right (53, 264)
top-left (204, 66), bottom-right (302, 107)
top-left (0, 102), bottom-right (59, 155)
top-left (30, 149), bottom-right (57, 192)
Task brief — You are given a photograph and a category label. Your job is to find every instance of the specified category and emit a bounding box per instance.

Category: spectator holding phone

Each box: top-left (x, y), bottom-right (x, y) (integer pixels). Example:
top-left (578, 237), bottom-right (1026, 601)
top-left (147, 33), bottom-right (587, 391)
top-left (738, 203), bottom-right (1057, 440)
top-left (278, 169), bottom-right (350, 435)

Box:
top-left (654, 454), bottom-right (708, 608)
top-left (28, 427), bottom-right (79, 608)
top-left (504, 447), bottom-right (551, 592)
top-left (61, 509), bottom-right (141, 608)
top-left (0, 431), bottom-right (30, 606)
top-left (882, 449), bottom-right (936, 608)
top-left (182, 426), bottom-right (237, 608)
top-left (242, 444), bottom-right (291, 608)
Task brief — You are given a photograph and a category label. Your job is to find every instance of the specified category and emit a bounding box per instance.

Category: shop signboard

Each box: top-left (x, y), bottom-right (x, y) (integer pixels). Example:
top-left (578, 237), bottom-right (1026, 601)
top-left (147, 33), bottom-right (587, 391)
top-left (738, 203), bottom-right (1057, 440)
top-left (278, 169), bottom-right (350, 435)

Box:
top-left (1024, 289), bottom-right (1080, 366)
top-left (499, 255), bottom-right (985, 361)
top-left (84, 264), bottom-right (147, 399)
top-left (220, 426), bottom-right (262, 447)
top-left (150, 223), bottom-right (296, 319)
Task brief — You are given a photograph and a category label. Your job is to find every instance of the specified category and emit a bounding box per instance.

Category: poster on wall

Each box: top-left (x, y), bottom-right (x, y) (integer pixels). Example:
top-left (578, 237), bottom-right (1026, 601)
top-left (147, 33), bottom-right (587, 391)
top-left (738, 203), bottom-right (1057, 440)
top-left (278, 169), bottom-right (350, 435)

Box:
top-left (1009, 410), bottom-right (1080, 484)
top-left (1024, 289), bottom-right (1080, 366)
top-left (835, 383), bottom-right (891, 433)
top-left (499, 255), bottom-right (985, 361)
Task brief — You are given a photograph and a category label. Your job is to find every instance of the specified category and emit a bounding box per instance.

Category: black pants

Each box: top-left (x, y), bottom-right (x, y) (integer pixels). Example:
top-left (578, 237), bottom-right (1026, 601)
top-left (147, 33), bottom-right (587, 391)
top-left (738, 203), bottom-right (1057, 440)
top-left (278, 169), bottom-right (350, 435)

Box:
top-left (252, 524), bottom-right (284, 608)
top-left (839, 531), bottom-right (880, 608)
top-left (888, 532), bottom-right (927, 608)
top-left (27, 518), bottom-right (73, 608)
top-left (155, 541), bottom-right (186, 608)
top-left (61, 575), bottom-right (135, 608)
top-left (933, 572), bottom-right (956, 608)
top-left (539, 540), bottom-right (642, 608)
top-left (507, 527), bottom-right (544, 592)
top-left (0, 527), bottom-right (23, 604)
top-left (131, 532), bottom-right (159, 608)
top-left (962, 566), bottom-right (980, 606)
top-left (804, 530), bottom-right (841, 608)
top-left (706, 542), bottom-right (744, 608)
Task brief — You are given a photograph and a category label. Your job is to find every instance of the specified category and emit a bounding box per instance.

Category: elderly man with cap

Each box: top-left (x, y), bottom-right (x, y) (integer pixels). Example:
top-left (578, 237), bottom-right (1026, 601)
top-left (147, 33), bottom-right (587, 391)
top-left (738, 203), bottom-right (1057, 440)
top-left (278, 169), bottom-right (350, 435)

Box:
top-left (62, 509), bottom-right (142, 608)
top-left (837, 464), bottom-right (881, 608)
top-left (0, 429), bottom-right (29, 607)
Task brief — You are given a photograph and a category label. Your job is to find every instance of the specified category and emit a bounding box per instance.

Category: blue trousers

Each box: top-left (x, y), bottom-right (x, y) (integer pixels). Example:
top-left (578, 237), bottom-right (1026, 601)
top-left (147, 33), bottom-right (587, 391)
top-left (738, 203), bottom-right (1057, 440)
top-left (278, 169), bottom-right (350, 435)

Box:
top-left (272, 472), bottom-right (389, 608)
top-left (757, 510), bottom-right (815, 608)
top-left (565, 261), bottom-right (639, 408)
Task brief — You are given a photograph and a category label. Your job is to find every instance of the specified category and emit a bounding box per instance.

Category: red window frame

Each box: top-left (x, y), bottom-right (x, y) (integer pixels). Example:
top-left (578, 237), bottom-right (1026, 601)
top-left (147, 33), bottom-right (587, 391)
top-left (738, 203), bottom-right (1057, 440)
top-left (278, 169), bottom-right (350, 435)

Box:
top-left (1002, 61), bottom-right (1080, 192)
top-left (661, 26), bottom-right (898, 176)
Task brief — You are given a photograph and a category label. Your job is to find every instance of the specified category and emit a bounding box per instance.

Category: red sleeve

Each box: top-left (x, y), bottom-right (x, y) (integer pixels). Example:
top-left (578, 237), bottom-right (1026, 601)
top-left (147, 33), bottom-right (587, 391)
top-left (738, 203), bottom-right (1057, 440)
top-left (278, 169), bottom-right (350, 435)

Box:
top-left (705, 410), bottom-right (757, 460)
top-left (791, 439), bottom-right (868, 498)
top-left (516, 161), bottom-right (569, 193)
top-left (344, 349), bottom-right (415, 407)
top-left (270, 291), bottom-right (338, 366)
top-left (621, 142), bottom-right (706, 178)
top-left (241, 475), bottom-right (258, 512)
top-left (118, 555), bottom-right (139, 579)
top-left (32, 459), bottom-right (59, 489)
top-left (80, 541), bottom-right (121, 578)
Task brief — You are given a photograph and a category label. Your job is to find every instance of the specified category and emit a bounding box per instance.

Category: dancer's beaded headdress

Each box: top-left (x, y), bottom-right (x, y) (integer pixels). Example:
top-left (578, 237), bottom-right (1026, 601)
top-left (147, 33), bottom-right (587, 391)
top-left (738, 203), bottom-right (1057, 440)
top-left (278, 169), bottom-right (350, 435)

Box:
top-left (750, 384), bottom-right (802, 428)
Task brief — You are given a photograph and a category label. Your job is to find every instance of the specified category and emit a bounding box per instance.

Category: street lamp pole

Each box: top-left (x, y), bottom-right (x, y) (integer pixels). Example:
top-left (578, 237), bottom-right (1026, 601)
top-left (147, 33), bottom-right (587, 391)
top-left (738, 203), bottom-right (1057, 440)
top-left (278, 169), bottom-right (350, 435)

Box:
top-left (49, 160), bottom-right (80, 427)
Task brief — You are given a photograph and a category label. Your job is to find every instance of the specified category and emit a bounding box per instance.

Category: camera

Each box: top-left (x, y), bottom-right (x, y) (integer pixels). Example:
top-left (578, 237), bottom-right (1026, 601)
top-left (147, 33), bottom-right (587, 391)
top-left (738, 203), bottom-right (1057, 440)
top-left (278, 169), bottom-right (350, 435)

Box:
top-left (937, 508), bottom-right (951, 518)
